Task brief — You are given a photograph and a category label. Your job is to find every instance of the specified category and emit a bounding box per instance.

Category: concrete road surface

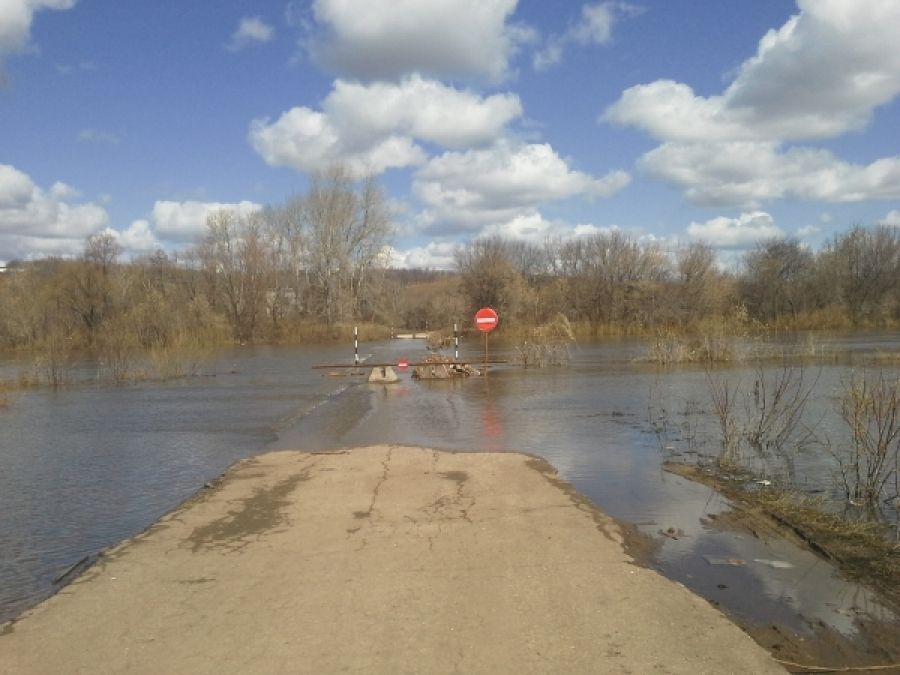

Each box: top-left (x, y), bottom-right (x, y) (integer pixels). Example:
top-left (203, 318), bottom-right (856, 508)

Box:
top-left (0, 446), bottom-right (784, 674)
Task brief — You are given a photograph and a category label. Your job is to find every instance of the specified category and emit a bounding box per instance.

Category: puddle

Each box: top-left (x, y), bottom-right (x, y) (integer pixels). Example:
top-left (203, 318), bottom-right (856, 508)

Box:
top-left (640, 477), bottom-right (896, 635)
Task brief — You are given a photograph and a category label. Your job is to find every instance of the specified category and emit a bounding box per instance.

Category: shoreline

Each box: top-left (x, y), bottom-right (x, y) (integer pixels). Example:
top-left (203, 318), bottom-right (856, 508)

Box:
top-left (664, 461), bottom-right (900, 671)
top-left (1, 446), bottom-right (783, 674)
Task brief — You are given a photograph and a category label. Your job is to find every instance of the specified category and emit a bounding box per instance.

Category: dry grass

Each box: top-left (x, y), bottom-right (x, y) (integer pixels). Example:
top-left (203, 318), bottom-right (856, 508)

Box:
top-left (0, 392), bottom-right (13, 409)
top-left (768, 307), bottom-right (855, 332)
top-left (275, 321), bottom-right (392, 344)
top-left (872, 350), bottom-right (900, 365)
top-left (644, 332), bottom-right (737, 365)
top-left (513, 313), bottom-right (576, 367)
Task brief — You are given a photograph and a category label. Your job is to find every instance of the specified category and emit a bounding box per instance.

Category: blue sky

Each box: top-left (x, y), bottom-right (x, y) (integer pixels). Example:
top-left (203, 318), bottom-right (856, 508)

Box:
top-left (1, 0), bottom-right (899, 267)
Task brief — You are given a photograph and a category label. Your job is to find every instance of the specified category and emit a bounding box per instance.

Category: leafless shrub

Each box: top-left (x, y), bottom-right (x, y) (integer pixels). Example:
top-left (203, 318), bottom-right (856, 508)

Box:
top-left (832, 370), bottom-right (900, 515)
top-left (743, 361), bottom-right (818, 484)
top-left (707, 374), bottom-right (742, 467)
top-left (705, 360), bottom-right (817, 481)
top-left (648, 333), bottom-right (736, 365)
top-left (33, 332), bottom-right (73, 390)
top-left (95, 319), bottom-right (139, 385)
top-left (745, 362), bottom-right (817, 456)
top-left (514, 313), bottom-right (575, 367)
top-left (425, 331), bottom-right (451, 352)
top-left (149, 346), bottom-right (195, 380)
top-left (0, 389), bottom-right (14, 409)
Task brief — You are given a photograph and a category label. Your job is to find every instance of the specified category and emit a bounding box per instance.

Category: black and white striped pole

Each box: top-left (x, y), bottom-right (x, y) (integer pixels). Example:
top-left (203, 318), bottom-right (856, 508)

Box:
top-left (454, 323), bottom-right (459, 361)
top-left (354, 326), bottom-right (359, 365)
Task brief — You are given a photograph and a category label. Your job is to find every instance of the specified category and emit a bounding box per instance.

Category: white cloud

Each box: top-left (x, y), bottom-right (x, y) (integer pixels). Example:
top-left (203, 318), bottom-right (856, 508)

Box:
top-left (0, 163), bottom-right (109, 260)
top-left (327, 77), bottom-right (522, 149)
top-left (605, 1), bottom-right (900, 143)
top-left (250, 106), bottom-right (427, 176)
top-left (305, 0), bottom-right (534, 81)
top-left (249, 75), bottom-right (522, 175)
top-left (604, 0), bottom-right (900, 207)
top-left (151, 200), bottom-right (262, 243)
top-left (0, 164), bottom-right (107, 238)
top-left (0, 234), bottom-right (86, 261)
top-left (687, 212), bottom-right (783, 249)
top-left (641, 142), bottom-right (900, 207)
top-left (605, 80), bottom-right (752, 144)
top-left (797, 224), bottom-right (820, 237)
top-left (77, 128), bottom-right (119, 144)
top-left (109, 220), bottom-right (158, 254)
top-left (387, 241), bottom-right (458, 269)
top-left (55, 60), bottom-right (94, 75)
top-left (227, 16), bottom-right (274, 51)
top-left (414, 140), bottom-right (630, 231)
top-left (0, 0), bottom-right (76, 76)
top-left (534, 2), bottom-right (638, 71)
top-left (881, 210), bottom-right (900, 226)
top-left (476, 211), bottom-right (620, 243)
top-left (480, 211), bottom-right (556, 242)
top-left (572, 2), bottom-right (621, 45)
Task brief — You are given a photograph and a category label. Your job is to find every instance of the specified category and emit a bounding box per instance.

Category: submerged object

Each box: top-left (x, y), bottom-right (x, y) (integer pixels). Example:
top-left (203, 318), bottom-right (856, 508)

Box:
top-left (368, 366), bottom-right (400, 384)
top-left (412, 355), bottom-right (481, 380)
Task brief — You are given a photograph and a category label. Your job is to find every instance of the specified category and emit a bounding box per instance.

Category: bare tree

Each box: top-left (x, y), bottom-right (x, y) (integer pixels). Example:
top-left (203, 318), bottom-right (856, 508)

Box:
top-left (454, 236), bottom-right (526, 320)
top-left (676, 242), bottom-right (718, 321)
top-left (302, 166), bottom-right (392, 324)
top-left (63, 234), bottom-right (124, 337)
top-left (821, 225), bottom-right (900, 324)
top-left (741, 238), bottom-right (813, 321)
top-left (201, 209), bottom-right (268, 342)
top-left (84, 231), bottom-right (122, 275)
top-left (577, 231), bottom-right (670, 326)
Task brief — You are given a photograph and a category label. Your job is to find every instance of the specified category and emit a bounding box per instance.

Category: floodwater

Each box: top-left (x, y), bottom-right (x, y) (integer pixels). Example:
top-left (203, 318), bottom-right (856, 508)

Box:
top-left (1, 334), bottom-right (898, 635)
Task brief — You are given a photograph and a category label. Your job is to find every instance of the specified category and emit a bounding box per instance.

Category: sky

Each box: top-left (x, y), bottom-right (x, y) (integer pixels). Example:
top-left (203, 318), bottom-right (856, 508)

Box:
top-left (1, 0), bottom-right (899, 268)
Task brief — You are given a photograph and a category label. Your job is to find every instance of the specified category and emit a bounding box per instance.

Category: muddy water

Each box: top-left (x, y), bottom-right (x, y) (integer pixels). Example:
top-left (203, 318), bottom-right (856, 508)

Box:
top-left (1, 334), bottom-right (898, 635)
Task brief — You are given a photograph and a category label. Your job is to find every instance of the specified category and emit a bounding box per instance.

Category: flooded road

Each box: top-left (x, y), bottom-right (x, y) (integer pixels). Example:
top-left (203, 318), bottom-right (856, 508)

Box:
top-left (2, 334), bottom-right (898, 635)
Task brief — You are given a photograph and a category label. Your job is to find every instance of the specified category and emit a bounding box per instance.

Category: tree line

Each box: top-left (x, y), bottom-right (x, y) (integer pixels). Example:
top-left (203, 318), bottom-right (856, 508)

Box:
top-left (1, 166), bottom-right (899, 355)
top-left (0, 166), bottom-right (394, 353)
top-left (451, 225), bottom-right (900, 334)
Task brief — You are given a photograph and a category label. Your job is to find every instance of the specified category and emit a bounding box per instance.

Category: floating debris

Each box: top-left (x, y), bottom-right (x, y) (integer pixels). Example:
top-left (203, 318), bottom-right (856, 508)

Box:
top-left (703, 556), bottom-right (746, 566)
top-left (753, 559), bottom-right (794, 569)
top-left (658, 527), bottom-right (687, 540)
top-left (412, 355), bottom-right (480, 380)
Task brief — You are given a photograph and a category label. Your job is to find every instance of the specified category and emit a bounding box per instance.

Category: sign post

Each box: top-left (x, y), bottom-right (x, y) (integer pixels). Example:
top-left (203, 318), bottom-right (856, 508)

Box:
top-left (474, 307), bottom-right (499, 375)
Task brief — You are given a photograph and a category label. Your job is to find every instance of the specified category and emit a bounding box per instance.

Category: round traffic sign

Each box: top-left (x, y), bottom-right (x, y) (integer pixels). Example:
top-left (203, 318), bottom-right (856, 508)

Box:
top-left (474, 307), bottom-right (499, 332)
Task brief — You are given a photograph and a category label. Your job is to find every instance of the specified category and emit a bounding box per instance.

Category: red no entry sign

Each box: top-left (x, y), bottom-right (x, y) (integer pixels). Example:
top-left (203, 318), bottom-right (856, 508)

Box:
top-left (474, 307), bottom-right (499, 332)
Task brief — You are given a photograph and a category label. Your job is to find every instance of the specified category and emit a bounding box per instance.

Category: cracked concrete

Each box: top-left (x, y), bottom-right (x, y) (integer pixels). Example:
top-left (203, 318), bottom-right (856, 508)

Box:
top-left (0, 446), bottom-right (784, 674)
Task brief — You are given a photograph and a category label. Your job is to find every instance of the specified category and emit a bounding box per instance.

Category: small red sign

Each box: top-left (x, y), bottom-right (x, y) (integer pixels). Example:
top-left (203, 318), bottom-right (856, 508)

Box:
top-left (397, 357), bottom-right (409, 371)
top-left (474, 307), bottom-right (499, 332)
